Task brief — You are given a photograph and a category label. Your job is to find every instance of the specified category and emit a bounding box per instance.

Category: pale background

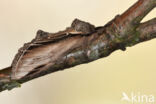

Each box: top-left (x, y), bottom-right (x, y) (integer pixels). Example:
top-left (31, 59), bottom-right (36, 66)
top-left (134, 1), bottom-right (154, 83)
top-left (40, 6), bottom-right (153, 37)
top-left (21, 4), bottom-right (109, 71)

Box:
top-left (0, 0), bottom-right (155, 104)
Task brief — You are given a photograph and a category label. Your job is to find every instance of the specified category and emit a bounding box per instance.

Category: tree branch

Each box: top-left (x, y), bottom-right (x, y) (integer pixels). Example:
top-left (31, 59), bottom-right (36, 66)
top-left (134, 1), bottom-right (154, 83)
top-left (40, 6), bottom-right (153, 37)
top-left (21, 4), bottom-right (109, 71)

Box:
top-left (137, 18), bottom-right (156, 41)
top-left (0, 0), bottom-right (155, 92)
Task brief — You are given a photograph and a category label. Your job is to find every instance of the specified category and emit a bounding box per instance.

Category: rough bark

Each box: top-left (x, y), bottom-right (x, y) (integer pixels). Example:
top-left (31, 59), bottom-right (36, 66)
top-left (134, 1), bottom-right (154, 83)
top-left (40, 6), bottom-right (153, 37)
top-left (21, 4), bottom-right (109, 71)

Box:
top-left (0, 0), bottom-right (155, 92)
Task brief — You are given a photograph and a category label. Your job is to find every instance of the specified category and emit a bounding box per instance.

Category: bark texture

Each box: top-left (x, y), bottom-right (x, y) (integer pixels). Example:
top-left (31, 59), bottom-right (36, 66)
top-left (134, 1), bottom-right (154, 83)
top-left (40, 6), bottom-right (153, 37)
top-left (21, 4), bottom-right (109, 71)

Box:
top-left (0, 0), bottom-right (156, 92)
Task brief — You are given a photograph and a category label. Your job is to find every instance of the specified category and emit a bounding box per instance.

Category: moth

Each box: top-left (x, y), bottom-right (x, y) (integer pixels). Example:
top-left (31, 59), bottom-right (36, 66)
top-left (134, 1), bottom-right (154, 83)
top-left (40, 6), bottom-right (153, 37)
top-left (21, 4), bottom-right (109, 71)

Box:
top-left (10, 19), bottom-right (95, 80)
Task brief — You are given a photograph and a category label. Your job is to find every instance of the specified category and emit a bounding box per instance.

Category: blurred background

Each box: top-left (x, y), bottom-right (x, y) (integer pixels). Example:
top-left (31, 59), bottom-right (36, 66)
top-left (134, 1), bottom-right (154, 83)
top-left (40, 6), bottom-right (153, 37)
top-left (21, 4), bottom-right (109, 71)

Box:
top-left (0, 0), bottom-right (155, 104)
